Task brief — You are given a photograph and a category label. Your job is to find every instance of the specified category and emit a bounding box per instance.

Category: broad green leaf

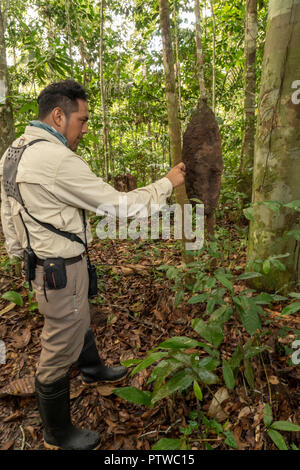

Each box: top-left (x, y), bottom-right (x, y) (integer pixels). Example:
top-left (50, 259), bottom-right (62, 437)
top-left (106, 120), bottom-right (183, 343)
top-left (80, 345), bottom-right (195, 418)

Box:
top-left (151, 370), bottom-right (194, 404)
top-left (2, 291), bottom-right (23, 307)
top-left (222, 359), bottom-right (235, 390)
top-left (288, 292), bottom-right (300, 300)
top-left (282, 302), bottom-right (300, 315)
top-left (267, 429), bottom-right (289, 450)
top-left (214, 272), bottom-right (234, 293)
top-left (158, 336), bottom-right (199, 349)
top-left (243, 207), bottom-right (254, 221)
top-left (188, 294), bottom-right (207, 304)
top-left (229, 344), bottom-right (243, 369)
top-left (192, 319), bottom-right (224, 347)
top-left (152, 438), bottom-right (182, 450)
top-left (244, 359), bottom-right (254, 388)
top-left (147, 358), bottom-right (181, 385)
top-left (237, 272), bottom-right (262, 280)
top-left (271, 421), bottom-right (300, 432)
top-left (253, 293), bottom-right (274, 305)
top-left (113, 387), bottom-right (152, 407)
top-left (239, 307), bottom-right (261, 335)
top-left (284, 200), bottom-right (300, 212)
top-left (194, 367), bottom-right (219, 385)
top-left (263, 260), bottom-right (271, 274)
top-left (131, 352), bottom-right (168, 376)
top-left (264, 403), bottom-right (273, 427)
top-left (174, 290), bottom-right (184, 307)
top-left (261, 201), bottom-right (282, 214)
top-left (244, 346), bottom-right (270, 360)
top-left (121, 358), bottom-right (141, 367)
top-left (193, 380), bottom-right (203, 401)
top-left (210, 306), bottom-right (233, 325)
top-left (224, 430), bottom-right (238, 449)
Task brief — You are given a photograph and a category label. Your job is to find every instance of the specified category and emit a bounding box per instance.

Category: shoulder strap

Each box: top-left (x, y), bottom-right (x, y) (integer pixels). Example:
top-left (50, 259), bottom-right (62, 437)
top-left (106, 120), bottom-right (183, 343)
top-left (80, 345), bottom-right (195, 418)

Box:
top-left (6, 138), bottom-right (87, 250)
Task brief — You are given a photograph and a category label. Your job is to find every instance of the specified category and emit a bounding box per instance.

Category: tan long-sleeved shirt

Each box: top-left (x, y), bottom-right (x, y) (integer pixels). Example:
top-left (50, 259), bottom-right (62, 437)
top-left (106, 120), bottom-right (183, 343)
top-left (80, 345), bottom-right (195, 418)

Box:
top-left (0, 126), bottom-right (173, 259)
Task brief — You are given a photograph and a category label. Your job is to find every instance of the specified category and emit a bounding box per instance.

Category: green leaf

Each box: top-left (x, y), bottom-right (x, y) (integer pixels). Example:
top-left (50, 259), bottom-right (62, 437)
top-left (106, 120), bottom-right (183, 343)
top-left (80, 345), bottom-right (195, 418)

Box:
top-left (282, 302), bottom-right (300, 315)
top-left (244, 346), bottom-right (269, 360)
top-left (147, 358), bottom-right (181, 385)
top-left (2, 291), bottom-right (23, 307)
top-left (288, 292), bottom-right (300, 300)
top-left (152, 438), bottom-right (182, 450)
top-left (240, 309), bottom-right (261, 335)
top-left (195, 367), bottom-right (219, 385)
top-left (243, 207), bottom-right (254, 221)
top-left (263, 260), bottom-right (271, 274)
top-left (284, 200), bottom-right (300, 212)
top-left (214, 272), bottom-right (234, 293)
top-left (188, 294), bottom-right (206, 304)
top-left (229, 344), bottom-right (243, 369)
top-left (224, 430), bottom-right (238, 449)
top-left (151, 370), bottom-right (194, 404)
top-left (264, 404), bottom-right (273, 427)
top-left (193, 380), bottom-right (203, 401)
top-left (237, 272), bottom-right (262, 280)
top-left (267, 429), bottom-right (289, 450)
top-left (192, 319), bottom-right (224, 347)
top-left (174, 290), bottom-right (184, 307)
top-left (158, 336), bottom-right (199, 349)
top-left (271, 421), bottom-right (300, 432)
top-left (209, 305), bottom-right (230, 323)
top-left (121, 358), bottom-right (142, 367)
top-left (222, 360), bottom-right (235, 390)
top-left (113, 387), bottom-right (152, 406)
top-left (131, 352), bottom-right (168, 376)
top-left (244, 359), bottom-right (254, 388)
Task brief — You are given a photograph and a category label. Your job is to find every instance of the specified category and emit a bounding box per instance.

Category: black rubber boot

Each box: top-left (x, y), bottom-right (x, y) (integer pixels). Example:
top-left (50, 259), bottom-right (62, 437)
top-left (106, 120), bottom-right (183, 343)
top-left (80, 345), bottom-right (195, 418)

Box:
top-left (35, 374), bottom-right (101, 450)
top-left (77, 329), bottom-right (128, 384)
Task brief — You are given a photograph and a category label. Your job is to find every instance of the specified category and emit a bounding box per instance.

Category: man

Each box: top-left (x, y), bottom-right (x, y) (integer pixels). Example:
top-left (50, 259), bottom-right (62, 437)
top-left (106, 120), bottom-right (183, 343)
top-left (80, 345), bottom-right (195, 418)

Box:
top-left (0, 79), bottom-right (185, 450)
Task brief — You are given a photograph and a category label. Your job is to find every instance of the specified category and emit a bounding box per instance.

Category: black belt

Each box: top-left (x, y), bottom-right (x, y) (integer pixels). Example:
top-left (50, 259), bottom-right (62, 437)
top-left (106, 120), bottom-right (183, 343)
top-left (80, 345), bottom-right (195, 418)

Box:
top-left (36, 254), bottom-right (83, 266)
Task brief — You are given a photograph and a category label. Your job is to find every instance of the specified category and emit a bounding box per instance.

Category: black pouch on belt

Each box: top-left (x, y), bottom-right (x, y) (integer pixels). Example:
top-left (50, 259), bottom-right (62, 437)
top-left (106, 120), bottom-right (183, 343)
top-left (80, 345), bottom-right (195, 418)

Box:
top-left (43, 258), bottom-right (67, 289)
top-left (23, 247), bottom-right (37, 282)
top-left (88, 263), bottom-right (98, 298)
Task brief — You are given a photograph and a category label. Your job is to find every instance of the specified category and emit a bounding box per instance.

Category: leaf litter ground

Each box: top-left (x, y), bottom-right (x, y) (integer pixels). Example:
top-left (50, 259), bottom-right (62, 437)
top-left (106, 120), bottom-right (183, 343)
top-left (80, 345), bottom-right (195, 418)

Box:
top-left (0, 222), bottom-right (299, 451)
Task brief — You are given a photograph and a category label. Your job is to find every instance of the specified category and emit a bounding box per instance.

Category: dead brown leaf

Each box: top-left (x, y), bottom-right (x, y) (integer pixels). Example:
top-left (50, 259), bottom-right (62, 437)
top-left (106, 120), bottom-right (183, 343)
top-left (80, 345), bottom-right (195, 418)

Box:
top-left (0, 376), bottom-right (35, 398)
top-left (10, 328), bottom-right (31, 349)
top-left (3, 411), bottom-right (22, 422)
top-left (0, 440), bottom-right (15, 450)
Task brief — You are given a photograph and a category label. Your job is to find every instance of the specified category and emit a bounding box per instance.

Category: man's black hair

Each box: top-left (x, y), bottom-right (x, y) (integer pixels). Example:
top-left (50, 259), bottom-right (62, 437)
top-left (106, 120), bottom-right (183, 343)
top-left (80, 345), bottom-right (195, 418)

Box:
top-left (37, 79), bottom-right (88, 120)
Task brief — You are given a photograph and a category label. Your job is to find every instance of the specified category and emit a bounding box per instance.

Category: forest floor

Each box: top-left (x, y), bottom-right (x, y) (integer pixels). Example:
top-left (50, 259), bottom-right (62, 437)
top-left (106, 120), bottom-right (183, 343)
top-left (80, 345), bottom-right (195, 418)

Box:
top-left (0, 217), bottom-right (299, 451)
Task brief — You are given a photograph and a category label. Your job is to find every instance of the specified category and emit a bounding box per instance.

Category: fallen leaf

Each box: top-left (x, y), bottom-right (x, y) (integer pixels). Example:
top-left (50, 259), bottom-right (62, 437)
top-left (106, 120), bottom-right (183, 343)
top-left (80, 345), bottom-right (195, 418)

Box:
top-left (237, 406), bottom-right (252, 421)
top-left (11, 328), bottom-right (31, 349)
top-left (0, 303), bottom-right (15, 317)
top-left (24, 426), bottom-right (37, 441)
top-left (208, 387), bottom-right (229, 421)
top-left (0, 440), bottom-right (14, 450)
top-left (96, 384), bottom-right (116, 396)
top-left (3, 411), bottom-right (22, 422)
top-left (0, 376), bottom-right (35, 398)
top-left (269, 375), bottom-right (280, 385)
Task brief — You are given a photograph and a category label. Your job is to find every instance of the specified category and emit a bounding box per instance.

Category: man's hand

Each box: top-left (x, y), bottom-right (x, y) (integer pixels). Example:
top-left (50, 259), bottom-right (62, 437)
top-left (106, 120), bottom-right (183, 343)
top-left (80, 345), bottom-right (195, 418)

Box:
top-left (166, 162), bottom-right (186, 188)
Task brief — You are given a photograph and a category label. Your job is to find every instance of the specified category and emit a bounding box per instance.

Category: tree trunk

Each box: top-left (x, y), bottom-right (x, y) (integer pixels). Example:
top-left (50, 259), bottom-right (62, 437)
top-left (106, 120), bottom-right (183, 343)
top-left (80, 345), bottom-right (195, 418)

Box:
top-left (194, 0), bottom-right (207, 100)
top-left (0, 0), bottom-right (15, 158)
top-left (210, 0), bottom-right (216, 112)
top-left (99, 0), bottom-right (109, 180)
top-left (246, 0), bottom-right (300, 293)
top-left (239, 0), bottom-right (258, 200)
top-left (172, 2), bottom-right (183, 119)
top-left (159, 0), bottom-right (190, 253)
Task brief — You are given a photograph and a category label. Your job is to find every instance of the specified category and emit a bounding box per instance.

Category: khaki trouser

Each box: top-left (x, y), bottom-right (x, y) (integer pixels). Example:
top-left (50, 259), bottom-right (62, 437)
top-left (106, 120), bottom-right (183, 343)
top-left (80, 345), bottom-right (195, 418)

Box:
top-left (32, 257), bottom-right (91, 384)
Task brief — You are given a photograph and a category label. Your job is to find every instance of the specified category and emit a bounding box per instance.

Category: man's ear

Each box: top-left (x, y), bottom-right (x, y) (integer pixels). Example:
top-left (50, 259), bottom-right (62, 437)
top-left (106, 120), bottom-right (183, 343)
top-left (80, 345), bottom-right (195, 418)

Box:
top-left (52, 107), bottom-right (66, 129)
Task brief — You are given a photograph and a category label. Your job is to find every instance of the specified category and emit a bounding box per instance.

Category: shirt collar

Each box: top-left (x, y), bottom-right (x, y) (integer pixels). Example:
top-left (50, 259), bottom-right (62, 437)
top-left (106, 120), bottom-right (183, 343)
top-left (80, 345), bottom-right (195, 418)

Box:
top-left (29, 120), bottom-right (69, 147)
